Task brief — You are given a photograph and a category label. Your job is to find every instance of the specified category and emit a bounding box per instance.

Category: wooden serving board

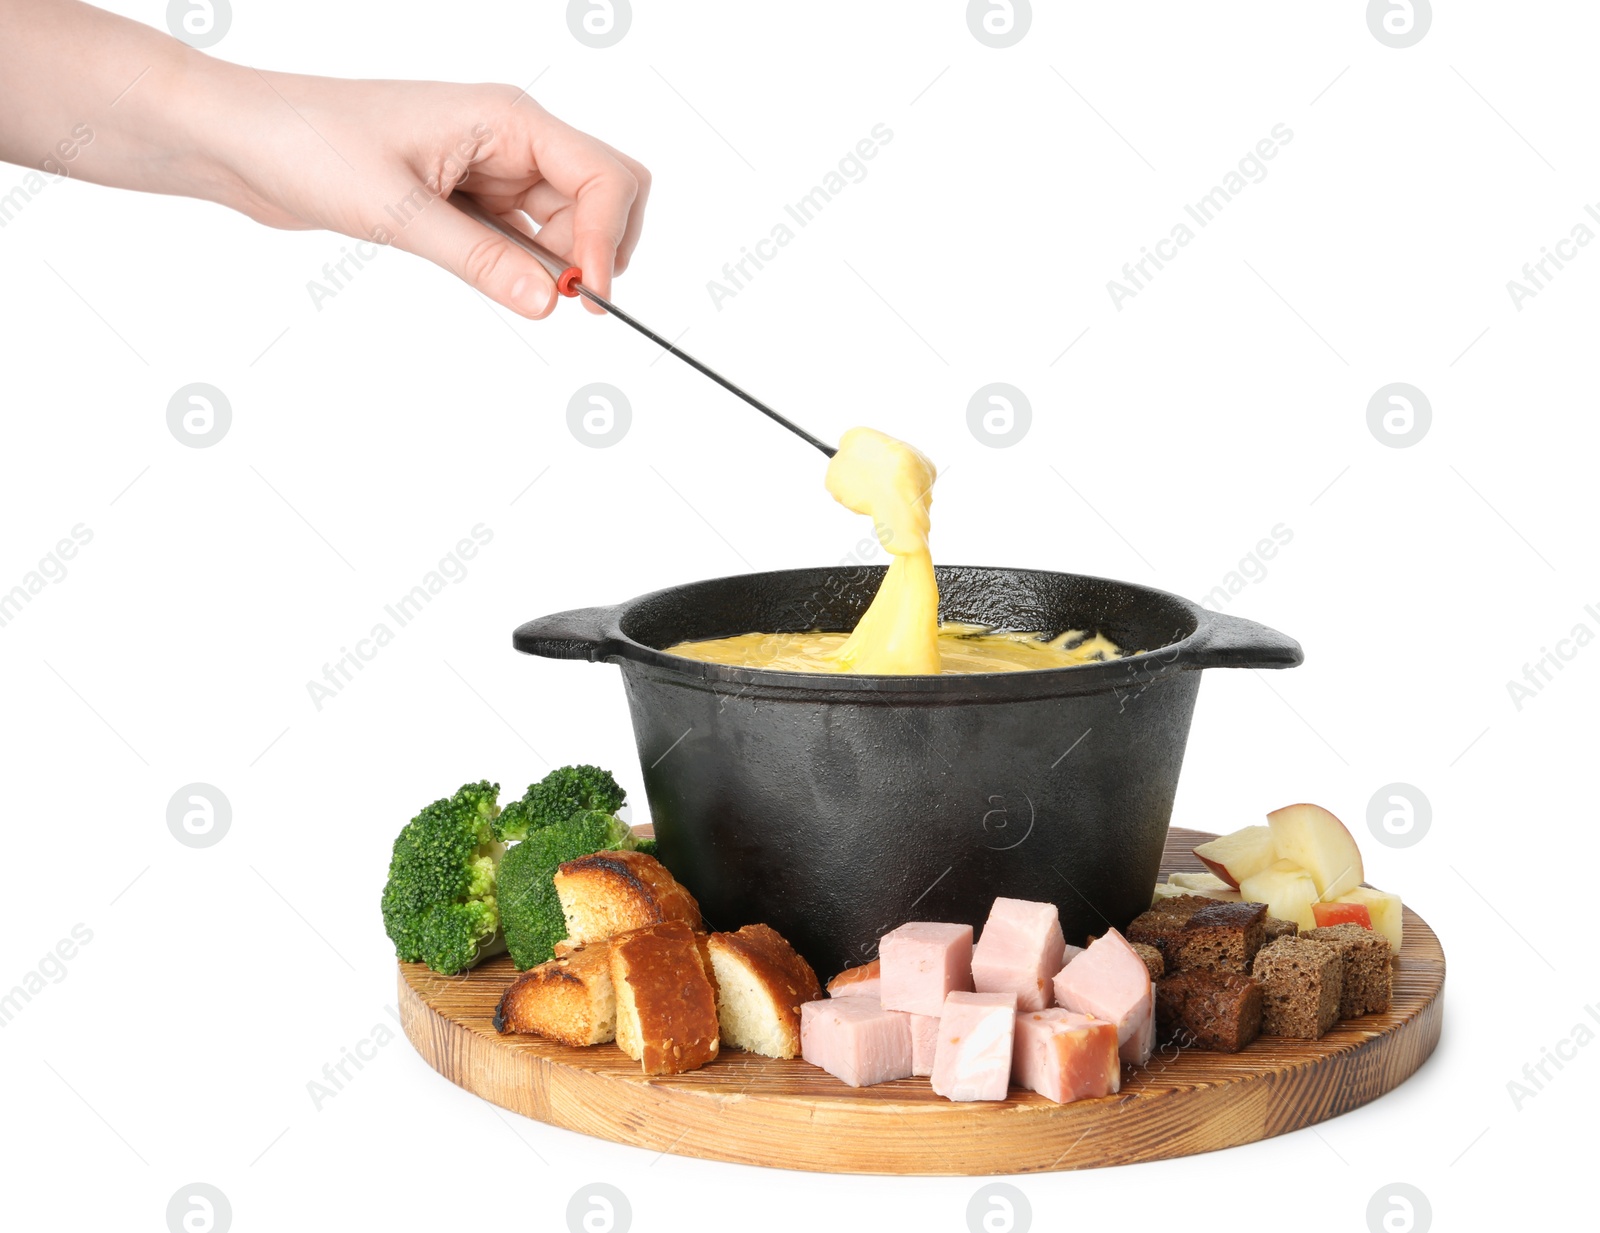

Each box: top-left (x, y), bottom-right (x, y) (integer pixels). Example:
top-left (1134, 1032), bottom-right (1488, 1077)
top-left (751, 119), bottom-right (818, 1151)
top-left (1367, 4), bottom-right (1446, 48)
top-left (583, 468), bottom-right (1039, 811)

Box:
top-left (398, 828), bottom-right (1445, 1174)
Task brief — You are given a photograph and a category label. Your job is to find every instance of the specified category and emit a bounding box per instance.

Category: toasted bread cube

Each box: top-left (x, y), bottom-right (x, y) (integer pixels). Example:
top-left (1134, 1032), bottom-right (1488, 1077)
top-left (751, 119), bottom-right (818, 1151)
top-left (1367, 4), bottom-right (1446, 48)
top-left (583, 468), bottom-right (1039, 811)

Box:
top-left (706, 924), bottom-right (822, 1059)
top-left (608, 920), bottom-right (719, 1074)
top-left (495, 940), bottom-right (616, 1046)
top-left (554, 849), bottom-right (702, 945)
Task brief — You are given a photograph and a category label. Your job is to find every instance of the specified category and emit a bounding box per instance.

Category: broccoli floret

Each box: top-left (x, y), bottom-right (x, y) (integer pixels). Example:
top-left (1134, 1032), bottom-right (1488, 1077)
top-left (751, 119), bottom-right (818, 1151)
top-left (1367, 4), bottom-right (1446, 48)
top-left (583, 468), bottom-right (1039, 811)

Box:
top-left (494, 764), bottom-right (627, 842)
top-left (381, 780), bottom-right (508, 974)
top-left (499, 809), bottom-right (650, 969)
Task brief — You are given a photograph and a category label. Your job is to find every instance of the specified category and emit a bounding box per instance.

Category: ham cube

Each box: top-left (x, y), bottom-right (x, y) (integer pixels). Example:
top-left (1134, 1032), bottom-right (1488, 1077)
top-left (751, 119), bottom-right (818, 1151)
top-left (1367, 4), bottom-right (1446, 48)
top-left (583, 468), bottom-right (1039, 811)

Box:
top-left (1011, 1008), bottom-right (1122, 1103)
top-left (880, 922), bottom-right (974, 1016)
top-left (909, 1012), bottom-right (940, 1076)
top-left (827, 959), bottom-right (881, 1000)
top-left (1052, 928), bottom-right (1155, 1067)
top-left (930, 991), bottom-right (1016, 1101)
top-left (971, 897), bottom-right (1066, 1012)
top-left (800, 997), bottom-right (912, 1087)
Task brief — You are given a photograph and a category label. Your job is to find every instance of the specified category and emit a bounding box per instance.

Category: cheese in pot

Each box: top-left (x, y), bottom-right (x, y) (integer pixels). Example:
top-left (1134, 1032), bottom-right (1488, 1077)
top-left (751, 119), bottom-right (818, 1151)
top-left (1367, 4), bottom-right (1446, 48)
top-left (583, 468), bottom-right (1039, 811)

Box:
top-left (666, 426), bottom-right (1120, 675)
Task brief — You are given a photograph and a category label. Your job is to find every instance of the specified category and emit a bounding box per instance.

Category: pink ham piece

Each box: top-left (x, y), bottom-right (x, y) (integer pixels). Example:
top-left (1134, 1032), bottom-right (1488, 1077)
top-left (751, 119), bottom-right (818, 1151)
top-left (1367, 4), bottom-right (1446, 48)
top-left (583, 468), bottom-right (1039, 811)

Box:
top-left (827, 959), bottom-right (881, 1000)
top-left (1011, 1008), bottom-right (1122, 1103)
top-left (909, 1013), bottom-right (940, 1076)
top-left (971, 897), bottom-right (1066, 1012)
top-left (800, 997), bottom-right (912, 1087)
top-left (1060, 943), bottom-right (1085, 967)
top-left (1051, 927), bottom-right (1155, 1067)
top-left (930, 991), bottom-right (1017, 1101)
top-left (880, 922), bottom-right (974, 1016)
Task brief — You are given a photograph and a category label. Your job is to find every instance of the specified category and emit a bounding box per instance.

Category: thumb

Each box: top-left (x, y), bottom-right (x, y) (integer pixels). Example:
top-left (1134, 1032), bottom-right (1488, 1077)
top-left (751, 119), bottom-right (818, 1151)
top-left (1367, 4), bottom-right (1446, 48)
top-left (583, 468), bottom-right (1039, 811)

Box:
top-left (388, 196), bottom-right (559, 319)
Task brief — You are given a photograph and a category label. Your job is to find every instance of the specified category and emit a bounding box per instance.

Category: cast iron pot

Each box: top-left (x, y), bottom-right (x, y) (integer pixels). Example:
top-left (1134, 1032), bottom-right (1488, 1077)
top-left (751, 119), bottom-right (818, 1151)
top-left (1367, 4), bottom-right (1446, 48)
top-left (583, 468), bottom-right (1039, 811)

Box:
top-left (513, 565), bottom-right (1301, 978)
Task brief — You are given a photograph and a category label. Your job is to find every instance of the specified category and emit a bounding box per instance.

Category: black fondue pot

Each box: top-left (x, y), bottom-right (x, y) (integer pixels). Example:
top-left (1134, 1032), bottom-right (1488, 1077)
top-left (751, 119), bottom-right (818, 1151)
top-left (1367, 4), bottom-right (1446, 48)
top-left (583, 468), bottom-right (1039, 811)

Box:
top-left (513, 565), bottom-right (1301, 978)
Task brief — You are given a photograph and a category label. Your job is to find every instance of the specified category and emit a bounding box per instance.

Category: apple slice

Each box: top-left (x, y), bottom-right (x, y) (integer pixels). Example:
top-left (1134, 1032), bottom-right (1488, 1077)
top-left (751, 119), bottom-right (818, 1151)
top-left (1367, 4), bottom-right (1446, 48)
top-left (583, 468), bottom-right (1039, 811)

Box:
top-left (1312, 901), bottom-right (1373, 930)
top-left (1169, 871), bottom-right (1233, 892)
top-left (1266, 803), bottom-right (1364, 900)
top-left (1192, 825), bottom-right (1277, 889)
top-left (1238, 860), bottom-right (1320, 931)
top-left (1152, 882), bottom-right (1191, 904)
top-left (1335, 887), bottom-right (1403, 950)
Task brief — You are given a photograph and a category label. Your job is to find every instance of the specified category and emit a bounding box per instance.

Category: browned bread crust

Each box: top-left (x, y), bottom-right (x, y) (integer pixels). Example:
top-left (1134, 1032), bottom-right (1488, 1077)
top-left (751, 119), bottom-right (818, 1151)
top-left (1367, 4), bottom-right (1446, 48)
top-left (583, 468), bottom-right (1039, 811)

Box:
top-left (609, 920), bottom-right (720, 1074)
top-left (554, 850), bottom-right (702, 945)
top-left (494, 940), bottom-right (616, 1045)
top-left (707, 924), bottom-right (822, 1058)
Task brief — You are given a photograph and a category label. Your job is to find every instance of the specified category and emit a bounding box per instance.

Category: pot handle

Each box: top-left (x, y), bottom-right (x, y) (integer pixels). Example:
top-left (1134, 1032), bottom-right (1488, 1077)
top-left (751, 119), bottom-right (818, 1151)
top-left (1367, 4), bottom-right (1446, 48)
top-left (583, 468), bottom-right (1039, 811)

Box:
top-left (1183, 610), bottom-right (1304, 670)
top-left (512, 605), bottom-right (623, 662)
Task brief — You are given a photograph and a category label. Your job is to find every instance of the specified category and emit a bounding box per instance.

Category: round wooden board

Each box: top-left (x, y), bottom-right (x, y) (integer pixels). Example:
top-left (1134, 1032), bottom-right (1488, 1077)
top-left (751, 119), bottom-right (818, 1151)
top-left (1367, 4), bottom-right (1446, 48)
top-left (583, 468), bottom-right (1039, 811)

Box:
top-left (398, 827), bottom-right (1445, 1175)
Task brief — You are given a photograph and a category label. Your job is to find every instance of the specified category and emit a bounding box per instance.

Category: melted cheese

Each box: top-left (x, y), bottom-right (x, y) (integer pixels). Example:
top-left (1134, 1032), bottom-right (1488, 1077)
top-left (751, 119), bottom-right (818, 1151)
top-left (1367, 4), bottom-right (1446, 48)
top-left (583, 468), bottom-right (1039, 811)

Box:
top-left (667, 624), bottom-right (1121, 675)
top-left (665, 426), bottom-right (1121, 675)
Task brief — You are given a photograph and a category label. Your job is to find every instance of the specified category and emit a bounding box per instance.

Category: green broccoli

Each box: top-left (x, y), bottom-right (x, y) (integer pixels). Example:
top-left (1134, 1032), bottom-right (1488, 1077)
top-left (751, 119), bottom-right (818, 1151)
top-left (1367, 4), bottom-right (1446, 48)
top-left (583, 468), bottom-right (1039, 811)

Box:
top-left (380, 780), bottom-right (508, 974)
top-left (499, 809), bottom-right (652, 968)
top-left (494, 764), bottom-right (627, 842)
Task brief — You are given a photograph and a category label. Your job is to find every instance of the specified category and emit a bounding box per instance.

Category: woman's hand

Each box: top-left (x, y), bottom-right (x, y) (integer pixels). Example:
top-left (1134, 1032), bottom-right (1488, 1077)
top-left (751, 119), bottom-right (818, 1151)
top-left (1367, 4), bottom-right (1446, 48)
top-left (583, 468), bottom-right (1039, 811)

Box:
top-left (210, 74), bottom-right (651, 319)
top-left (0, 1), bottom-right (650, 319)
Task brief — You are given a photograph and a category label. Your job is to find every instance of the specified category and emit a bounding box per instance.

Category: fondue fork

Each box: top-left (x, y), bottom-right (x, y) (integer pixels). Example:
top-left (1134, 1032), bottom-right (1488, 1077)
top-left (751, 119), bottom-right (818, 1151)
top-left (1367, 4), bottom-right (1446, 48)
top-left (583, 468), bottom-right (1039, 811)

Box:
top-left (454, 194), bottom-right (837, 459)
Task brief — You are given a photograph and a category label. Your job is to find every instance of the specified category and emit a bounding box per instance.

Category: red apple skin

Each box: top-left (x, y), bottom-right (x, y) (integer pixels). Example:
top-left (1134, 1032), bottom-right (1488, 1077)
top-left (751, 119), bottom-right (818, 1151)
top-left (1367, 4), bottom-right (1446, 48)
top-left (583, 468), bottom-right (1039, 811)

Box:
top-left (1311, 901), bottom-right (1373, 930)
top-left (1193, 852), bottom-right (1241, 890)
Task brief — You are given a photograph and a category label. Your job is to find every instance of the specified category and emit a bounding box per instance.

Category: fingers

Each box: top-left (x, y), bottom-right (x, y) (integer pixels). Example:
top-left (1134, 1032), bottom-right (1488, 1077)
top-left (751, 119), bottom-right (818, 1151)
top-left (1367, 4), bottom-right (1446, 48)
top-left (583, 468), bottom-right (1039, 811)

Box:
top-left (522, 119), bottom-right (644, 313)
top-left (388, 194), bottom-right (559, 319)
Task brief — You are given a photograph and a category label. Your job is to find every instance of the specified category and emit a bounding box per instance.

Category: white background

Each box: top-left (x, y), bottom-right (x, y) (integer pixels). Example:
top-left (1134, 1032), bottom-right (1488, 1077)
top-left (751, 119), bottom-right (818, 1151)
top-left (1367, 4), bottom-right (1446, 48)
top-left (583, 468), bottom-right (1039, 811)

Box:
top-left (1, 2), bottom-right (1593, 1229)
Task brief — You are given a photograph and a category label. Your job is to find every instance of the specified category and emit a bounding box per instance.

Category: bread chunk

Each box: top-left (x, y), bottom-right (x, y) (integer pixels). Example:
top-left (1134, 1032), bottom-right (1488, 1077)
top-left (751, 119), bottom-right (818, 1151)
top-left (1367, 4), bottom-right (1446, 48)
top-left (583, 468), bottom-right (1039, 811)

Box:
top-left (608, 920), bottom-right (719, 1074)
top-left (1154, 969), bottom-right (1262, 1052)
top-left (706, 923), bottom-right (822, 1059)
top-left (1305, 922), bottom-right (1392, 1018)
top-left (1262, 916), bottom-right (1299, 944)
top-left (1173, 900), bottom-right (1267, 974)
top-left (1129, 942), bottom-right (1165, 981)
top-left (495, 940), bottom-right (616, 1045)
top-left (1251, 937), bottom-right (1342, 1039)
top-left (554, 850), bottom-right (702, 945)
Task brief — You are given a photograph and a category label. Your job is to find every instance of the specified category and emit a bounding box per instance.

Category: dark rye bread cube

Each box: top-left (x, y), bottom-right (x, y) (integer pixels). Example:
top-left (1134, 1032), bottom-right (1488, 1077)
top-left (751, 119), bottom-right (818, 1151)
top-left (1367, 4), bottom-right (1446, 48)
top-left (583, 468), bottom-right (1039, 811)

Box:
top-left (1154, 970), bottom-right (1263, 1053)
top-left (1126, 895), bottom-right (1211, 966)
top-left (1263, 916), bottom-right (1299, 943)
top-left (1251, 937), bottom-right (1342, 1039)
top-left (1305, 923), bottom-right (1392, 1018)
top-left (1129, 942), bottom-right (1165, 981)
top-left (1173, 901), bottom-right (1267, 975)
